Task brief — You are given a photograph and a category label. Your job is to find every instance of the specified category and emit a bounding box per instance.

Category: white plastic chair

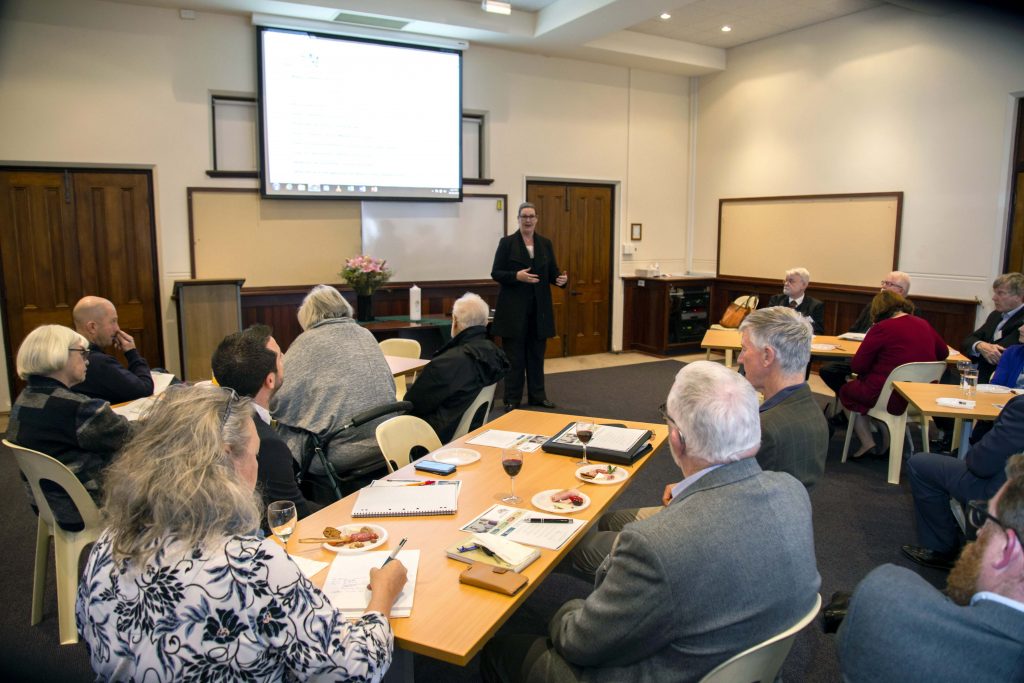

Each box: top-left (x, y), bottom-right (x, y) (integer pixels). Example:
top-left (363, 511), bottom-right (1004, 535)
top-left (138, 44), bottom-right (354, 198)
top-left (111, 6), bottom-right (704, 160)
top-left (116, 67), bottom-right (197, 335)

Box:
top-left (3, 439), bottom-right (103, 645)
top-left (700, 593), bottom-right (821, 683)
top-left (450, 383), bottom-right (496, 440)
top-left (840, 361), bottom-right (947, 484)
top-left (374, 415), bottom-right (443, 472)
top-left (707, 295), bottom-right (759, 367)
top-left (379, 338), bottom-right (422, 400)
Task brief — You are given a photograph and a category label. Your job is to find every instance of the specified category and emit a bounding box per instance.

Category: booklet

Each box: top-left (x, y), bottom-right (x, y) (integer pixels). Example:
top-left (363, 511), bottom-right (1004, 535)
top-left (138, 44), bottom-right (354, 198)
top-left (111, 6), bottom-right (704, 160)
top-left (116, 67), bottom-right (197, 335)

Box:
top-left (323, 549), bottom-right (420, 619)
top-left (466, 429), bottom-right (548, 452)
top-left (542, 423), bottom-right (652, 465)
top-left (460, 504), bottom-right (586, 550)
top-left (445, 533), bottom-right (540, 573)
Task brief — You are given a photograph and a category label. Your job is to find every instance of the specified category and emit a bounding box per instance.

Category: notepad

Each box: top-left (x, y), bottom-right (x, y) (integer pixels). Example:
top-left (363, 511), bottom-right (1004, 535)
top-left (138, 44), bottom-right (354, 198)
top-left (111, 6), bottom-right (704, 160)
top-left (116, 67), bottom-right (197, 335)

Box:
top-left (351, 482), bottom-right (459, 517)
top-left (446, 534), bottom-right (540, 573)
top-left (323, 549), bottom-right (420, 619)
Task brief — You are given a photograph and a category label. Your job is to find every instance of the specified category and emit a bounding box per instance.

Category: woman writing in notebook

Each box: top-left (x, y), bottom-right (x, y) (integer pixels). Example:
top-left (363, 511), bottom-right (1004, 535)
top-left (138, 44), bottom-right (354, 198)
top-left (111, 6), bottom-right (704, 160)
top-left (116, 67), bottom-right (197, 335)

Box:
top-left (76, 385), bottom-right (407, 681)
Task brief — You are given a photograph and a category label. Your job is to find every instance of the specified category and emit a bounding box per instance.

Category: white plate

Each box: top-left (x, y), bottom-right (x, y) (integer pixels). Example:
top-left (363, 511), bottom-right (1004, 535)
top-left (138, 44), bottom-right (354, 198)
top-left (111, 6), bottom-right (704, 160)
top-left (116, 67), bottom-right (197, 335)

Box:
top-left (977, 384), bottom-right (1011, 394)
top-left (575, 464), bottom-right (630, 485)
top-left (532, 489), bottom-right (591, 514)
top-left (432, 448), bottom-right (481, 465)
top-left (321, 524), bottom-right (388, 554)
top-left (811, 343), bottom-right (838, 351)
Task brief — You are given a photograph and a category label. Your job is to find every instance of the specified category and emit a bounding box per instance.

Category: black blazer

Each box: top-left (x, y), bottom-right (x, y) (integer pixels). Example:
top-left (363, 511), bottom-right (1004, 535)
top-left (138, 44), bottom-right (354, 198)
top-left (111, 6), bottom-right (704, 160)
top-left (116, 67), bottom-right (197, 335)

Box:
top-left (490, 230), bottom-right (565, 339)
top-left (254, 416), bottom-right (321, 521)
top-left (767, 293), bottom-right (825, 334)
top-left (964, 308), bottom-right (1024, 381)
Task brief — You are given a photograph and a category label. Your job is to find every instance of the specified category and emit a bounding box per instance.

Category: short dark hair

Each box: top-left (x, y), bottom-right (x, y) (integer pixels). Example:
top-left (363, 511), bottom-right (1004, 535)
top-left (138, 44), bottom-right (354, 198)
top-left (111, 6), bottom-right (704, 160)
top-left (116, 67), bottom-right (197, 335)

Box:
top-left (870, 289), bottom-right (914, 324)
top-left (211, 324), bottom-right (276, 398)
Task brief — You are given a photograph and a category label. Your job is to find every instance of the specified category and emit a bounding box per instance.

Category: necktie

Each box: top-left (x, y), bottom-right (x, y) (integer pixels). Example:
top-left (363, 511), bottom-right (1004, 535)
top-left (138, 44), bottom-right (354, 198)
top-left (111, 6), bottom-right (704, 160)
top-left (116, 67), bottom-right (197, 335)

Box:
top-left (789, 300), bottom-right (798, 309)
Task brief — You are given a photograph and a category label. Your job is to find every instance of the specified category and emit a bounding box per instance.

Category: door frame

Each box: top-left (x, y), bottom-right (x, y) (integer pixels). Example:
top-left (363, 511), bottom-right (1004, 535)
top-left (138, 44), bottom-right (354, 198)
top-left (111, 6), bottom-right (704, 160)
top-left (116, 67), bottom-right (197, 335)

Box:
top-left (524, 177), bottom-right (618, 357)
top-left (0, 164), bottom-right (164, 404)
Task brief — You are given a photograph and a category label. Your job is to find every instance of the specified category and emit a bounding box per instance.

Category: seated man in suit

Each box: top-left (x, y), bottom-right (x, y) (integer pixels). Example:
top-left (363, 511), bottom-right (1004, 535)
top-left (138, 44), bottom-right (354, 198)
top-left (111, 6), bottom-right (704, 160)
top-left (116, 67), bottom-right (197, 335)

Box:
top-left (839, 454), bottom-right (1024, 681)
top-left (405, 293), bottom-right (509, 443)
top-left (964, 272), bottom-right (1024, 383)
top-left (767, 267), bottom-right (824, 334)
top-left (900, 393), bottom-right (1024, 571)
top-left (738, 306), bottom-right (830, 490)
top-left (211, 324), bottom-right (321, 520)
top-left (820, 271), bottom-right (912, 400)
top-left (481, 361), bottom-right (820, 683)
top-left (72, 296), bottom-right (154, 403)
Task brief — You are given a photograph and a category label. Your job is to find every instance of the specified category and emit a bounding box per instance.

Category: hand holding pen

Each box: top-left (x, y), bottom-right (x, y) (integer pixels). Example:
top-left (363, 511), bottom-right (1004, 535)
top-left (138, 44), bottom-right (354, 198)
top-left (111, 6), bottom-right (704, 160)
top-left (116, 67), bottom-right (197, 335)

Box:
top-left (366, 538), bottom-right (408, 615)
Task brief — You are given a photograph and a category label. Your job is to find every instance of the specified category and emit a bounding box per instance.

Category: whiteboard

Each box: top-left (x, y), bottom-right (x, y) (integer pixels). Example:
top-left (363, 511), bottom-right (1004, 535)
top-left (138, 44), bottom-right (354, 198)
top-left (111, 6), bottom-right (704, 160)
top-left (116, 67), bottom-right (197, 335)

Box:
top-left (361, 194), bottom-right (508, 282)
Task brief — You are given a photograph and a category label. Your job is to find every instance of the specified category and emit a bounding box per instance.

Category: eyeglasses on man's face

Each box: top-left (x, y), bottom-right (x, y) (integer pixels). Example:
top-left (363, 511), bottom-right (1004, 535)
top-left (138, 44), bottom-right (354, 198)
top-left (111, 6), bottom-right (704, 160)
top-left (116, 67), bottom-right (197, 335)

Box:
top-left (967, 499), bottom-right (1015, 535)
top-left (881, 280), bottom-right (905, 292)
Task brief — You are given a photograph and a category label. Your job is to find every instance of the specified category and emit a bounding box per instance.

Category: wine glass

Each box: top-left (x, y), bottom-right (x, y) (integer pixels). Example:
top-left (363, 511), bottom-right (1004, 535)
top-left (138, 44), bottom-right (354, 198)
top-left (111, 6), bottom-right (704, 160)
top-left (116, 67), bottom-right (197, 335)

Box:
top-left (267, 501), bottom-right (297, 547)
top-left (575, 420), bottom-right (596, 466)
top-left (501, 448), bottom-right (523, 503)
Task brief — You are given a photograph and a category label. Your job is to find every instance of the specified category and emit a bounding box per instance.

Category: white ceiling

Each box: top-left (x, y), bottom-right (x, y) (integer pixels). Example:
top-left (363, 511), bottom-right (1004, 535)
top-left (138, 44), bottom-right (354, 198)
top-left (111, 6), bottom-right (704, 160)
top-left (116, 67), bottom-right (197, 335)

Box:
top-left (107, 0), bottom-right (965, 75)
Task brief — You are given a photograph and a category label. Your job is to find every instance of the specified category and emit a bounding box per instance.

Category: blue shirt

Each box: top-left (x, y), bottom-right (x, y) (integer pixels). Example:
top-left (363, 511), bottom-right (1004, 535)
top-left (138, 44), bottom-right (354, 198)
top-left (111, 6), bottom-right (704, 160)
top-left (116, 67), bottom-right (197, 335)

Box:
top-left (759, 383), bottom-right (804, 412)
top-left (670, 464), bottom-right (723, 500)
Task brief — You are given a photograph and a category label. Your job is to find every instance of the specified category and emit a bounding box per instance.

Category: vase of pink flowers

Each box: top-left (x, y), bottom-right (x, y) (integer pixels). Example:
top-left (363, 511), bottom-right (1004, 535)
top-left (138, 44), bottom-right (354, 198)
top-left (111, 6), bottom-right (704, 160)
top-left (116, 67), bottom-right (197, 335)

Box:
top-left (341, 255), bottom-right (392, 322)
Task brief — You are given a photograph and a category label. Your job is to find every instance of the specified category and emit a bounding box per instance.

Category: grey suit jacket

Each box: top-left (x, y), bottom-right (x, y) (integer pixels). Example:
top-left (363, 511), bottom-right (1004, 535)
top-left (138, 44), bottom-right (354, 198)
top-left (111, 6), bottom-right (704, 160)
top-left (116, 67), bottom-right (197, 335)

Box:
top-left (758, 384), bottom-right (830, 490)
top-left (839, 564), bottom-right (1024, 681)
top-left (549, 458), bottom-right (820, 683)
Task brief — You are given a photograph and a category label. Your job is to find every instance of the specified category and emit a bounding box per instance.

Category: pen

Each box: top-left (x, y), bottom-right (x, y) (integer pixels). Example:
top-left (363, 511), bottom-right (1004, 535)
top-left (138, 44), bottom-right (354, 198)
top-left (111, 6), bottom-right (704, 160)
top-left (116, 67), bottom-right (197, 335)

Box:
top-left (381, 537), bottom-right (407, 567)
top-left (525, 518), bottom-right (573, 524)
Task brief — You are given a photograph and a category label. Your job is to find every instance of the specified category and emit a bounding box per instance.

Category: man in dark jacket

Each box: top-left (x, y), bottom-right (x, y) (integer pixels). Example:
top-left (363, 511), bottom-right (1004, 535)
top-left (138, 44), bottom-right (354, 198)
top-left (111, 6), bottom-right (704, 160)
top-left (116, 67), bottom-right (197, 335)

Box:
top-left (72, 296), bottom-right (154, 403)
top-left (406, 293), bottom-right (510, 442)
top-left (211, 324), bottom-right (320, 520)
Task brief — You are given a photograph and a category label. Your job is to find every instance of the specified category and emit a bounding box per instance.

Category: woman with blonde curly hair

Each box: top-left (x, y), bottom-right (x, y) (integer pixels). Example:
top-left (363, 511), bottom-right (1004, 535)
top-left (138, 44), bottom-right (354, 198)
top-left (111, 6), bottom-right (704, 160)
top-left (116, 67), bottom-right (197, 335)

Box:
top-left (76, 385), bottom-right (407, 680)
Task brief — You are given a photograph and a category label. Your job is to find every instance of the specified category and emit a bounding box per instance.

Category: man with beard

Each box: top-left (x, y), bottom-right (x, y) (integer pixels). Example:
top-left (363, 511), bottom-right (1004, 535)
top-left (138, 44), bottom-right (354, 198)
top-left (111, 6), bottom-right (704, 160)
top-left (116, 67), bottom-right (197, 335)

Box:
top-left (838, 455), bottom-right (1024, 681)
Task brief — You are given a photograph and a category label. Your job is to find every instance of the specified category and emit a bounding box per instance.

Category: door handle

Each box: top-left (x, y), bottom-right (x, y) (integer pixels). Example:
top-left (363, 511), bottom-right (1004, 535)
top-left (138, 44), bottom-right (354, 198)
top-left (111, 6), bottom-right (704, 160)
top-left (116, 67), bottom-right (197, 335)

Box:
top-left (570, 290), bottom-right (582, 296)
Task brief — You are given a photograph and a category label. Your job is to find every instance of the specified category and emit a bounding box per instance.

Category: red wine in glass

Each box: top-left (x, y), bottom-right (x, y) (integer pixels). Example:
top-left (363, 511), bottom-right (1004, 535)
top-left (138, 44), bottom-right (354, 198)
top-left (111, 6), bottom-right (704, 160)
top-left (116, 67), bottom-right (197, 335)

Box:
top-left (502, 459), bottom-right (523, 477)
top-left (576, 420), bottom-right (596, 465)
top-left (501, 448), bottom-right (523, 503)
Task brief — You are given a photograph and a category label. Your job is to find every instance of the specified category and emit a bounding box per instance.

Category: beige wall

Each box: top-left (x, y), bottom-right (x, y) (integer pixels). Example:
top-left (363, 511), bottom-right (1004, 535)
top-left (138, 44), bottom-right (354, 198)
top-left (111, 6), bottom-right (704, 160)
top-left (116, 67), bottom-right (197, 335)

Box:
top-left (0, 0), bottom-right (692, 409)
top-left (694, 4), bottom-right (1024, 312)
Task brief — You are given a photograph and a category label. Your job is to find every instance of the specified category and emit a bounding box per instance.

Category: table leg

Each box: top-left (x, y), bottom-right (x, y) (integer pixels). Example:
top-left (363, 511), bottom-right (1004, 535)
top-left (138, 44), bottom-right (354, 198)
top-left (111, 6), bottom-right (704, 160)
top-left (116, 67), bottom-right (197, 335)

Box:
top-left (957, 419), bottom-right (972, 460)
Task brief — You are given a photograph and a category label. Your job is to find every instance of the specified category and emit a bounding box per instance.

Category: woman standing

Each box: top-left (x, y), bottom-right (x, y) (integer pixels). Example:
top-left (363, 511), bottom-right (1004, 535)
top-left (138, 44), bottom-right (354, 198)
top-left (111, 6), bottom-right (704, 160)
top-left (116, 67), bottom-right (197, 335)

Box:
top-left (491, 202), bottom-right (568, 411)
top-left (840, 290), bottom-right (949, 458)
top-left (77, 386), bottom-right (407, 680)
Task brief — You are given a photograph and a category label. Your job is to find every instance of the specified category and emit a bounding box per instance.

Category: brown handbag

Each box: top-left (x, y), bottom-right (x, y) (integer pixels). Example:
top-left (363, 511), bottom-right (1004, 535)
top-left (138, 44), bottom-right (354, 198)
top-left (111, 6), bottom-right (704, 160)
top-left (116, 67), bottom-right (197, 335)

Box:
top-left (719, 295), bottom-right (758, 328)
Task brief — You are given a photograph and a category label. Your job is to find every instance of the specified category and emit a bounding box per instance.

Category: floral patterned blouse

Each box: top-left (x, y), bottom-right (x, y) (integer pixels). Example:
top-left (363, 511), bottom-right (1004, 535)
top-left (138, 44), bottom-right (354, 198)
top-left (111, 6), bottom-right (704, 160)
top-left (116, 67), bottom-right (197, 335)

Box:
top-left (76, 531), bottom-right (393, 681)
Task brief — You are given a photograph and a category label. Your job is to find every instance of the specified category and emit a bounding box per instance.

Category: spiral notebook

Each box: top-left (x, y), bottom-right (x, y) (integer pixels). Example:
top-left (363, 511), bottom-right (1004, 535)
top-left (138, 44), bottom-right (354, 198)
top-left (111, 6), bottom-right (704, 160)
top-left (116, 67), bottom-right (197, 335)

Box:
top-left (351, 481), bottom-right (460, 517)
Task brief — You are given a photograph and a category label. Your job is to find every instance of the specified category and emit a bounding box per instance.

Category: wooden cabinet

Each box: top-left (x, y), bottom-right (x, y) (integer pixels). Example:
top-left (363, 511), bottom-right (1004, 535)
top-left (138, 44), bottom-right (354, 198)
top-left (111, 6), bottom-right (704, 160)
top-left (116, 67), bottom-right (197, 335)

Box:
top-left (623, 277), bottom-right (713, 355)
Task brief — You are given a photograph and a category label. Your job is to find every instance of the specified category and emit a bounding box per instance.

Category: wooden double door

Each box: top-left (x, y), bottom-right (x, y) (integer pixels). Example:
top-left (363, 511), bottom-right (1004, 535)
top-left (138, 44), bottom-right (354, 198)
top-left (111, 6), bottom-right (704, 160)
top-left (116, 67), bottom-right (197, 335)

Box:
top-left (526, 182), bottom-right (613, 358)
top-left (0, 168), bottom-right (162, 397)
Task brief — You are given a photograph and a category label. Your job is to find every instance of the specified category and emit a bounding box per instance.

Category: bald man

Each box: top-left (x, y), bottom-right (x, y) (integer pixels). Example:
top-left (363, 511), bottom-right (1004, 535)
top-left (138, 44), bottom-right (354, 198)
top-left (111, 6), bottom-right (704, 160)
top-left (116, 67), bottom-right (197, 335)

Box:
top-left (72, 296), bottom-right (154, 403)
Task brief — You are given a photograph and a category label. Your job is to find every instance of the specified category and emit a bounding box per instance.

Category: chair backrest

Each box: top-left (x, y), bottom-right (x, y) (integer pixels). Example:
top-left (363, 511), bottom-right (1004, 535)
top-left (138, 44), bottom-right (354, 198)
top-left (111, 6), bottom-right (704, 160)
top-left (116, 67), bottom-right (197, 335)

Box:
top-left (700, 593), bottom-right (821, 683)
top-left (379, 338), bottom-right (422, 359)
top-left (874, 361), bottom-right (948, 414)
top-left (375, 416), bottom-right (443, 472)
top-left (451, 383), bottom-right (496, 440)
top-left (734, 294), bottom-right (759, 309)
top-left (2, 439), bottom-right (103, 530)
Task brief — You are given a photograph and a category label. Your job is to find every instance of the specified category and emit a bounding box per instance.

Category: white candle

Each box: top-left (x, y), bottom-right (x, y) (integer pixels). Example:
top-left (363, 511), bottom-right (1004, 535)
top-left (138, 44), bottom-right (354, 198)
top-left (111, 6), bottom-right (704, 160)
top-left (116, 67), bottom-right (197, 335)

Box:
top-left (409, 284), bottom-right (422, 321)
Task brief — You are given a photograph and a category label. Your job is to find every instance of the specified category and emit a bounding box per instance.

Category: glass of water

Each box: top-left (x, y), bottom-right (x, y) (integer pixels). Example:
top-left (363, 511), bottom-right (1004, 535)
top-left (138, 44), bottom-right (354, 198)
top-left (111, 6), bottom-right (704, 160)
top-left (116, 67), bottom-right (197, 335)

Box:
top-left (267, 501), bottom-right (297, 547)
top-left (962, 365), bottom-right (979, 398)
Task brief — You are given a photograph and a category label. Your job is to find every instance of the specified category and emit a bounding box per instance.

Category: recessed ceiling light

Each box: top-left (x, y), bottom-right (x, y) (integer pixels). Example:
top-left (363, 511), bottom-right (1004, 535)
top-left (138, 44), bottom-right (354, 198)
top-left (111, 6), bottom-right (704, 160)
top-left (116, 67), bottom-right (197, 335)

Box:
top-left (660, 13), bottom-right (671, 20)
top-left (482, 0), bottom-right (511, 15)
top-left (721, 25), bottom-right (732, 32)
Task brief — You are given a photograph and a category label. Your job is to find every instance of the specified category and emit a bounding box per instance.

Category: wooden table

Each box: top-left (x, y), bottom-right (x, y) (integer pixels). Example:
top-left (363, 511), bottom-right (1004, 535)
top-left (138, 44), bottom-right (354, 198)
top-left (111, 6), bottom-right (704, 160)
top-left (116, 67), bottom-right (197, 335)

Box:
top-left (894, 381), bottom-right (1010, 454)
top-left (386, 355), bottom-right (429, 377)
top-left (287, 409), bottom-right (668, 667)
top-left (701, 328), bottom-right (968, 368)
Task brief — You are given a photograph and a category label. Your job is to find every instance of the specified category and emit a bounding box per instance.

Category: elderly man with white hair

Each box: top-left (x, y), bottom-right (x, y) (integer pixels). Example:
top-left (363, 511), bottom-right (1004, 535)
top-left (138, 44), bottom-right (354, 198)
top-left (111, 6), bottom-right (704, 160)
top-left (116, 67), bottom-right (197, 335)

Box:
top-left (481, 361), bottom-right (820, 683)
top-left (405, 292), bottom-right (509, 442)
top-left (767, 267), bottom-right (824, 334)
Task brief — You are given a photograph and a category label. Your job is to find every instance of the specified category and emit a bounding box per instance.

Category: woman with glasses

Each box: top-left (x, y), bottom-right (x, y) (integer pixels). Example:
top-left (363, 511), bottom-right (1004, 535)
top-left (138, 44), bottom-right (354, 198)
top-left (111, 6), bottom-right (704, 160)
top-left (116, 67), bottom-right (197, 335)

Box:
top-left (77, 386), bottom-right (408, 680)
top-left (5, 324), bottom-right (130, 531)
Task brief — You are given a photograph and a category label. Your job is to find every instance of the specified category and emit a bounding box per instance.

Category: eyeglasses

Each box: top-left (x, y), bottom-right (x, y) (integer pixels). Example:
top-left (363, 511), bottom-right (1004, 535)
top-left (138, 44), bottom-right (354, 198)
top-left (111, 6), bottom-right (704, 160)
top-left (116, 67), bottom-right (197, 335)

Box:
top-left (967, 500), bottom-right (1015, 535)
top-left (68, 347), bottom-right (89, 357)
top-left (658, 402), bottom-right (677, 428)
top-left (881, 280), bottom-right (905, 292)
top-left (518, 215), bottom-right (537, 221)
top-left (220, 388), bottom-right (240, 431)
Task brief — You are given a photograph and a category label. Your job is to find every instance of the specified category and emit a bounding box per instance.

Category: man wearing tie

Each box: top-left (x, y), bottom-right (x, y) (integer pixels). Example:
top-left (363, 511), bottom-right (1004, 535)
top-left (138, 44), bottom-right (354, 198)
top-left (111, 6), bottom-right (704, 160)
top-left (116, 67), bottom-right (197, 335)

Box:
top-left (767, 267), bottom-right (825, 334)
top-left (964, 272), bottom-right (1024, 383)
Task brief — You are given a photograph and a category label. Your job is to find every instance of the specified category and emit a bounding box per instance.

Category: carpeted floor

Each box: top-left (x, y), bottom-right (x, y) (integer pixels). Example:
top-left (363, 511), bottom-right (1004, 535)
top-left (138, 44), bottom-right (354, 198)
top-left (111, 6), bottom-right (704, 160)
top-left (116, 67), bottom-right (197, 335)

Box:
top-left (0, 359), bottom-right (950, 681)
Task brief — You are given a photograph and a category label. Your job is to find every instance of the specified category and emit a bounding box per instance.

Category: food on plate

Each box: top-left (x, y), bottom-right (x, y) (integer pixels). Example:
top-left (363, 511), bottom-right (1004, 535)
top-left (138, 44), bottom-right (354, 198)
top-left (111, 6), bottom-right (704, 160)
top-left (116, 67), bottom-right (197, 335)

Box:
top-left (550, 489), bottom-right (585, 510)
top-left (323, 526), bottom-right (380, 548)
top-left (579, 465), bottom-right (618, 481)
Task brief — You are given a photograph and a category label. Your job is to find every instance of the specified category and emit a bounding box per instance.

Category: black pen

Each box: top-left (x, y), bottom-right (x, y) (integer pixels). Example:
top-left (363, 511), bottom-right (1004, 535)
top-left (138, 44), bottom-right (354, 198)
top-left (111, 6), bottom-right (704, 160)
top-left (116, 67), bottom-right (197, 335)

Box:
top-left (525, 518), bottom-right (573, 524)
top-left (381, 537), bottom-right (407, 566)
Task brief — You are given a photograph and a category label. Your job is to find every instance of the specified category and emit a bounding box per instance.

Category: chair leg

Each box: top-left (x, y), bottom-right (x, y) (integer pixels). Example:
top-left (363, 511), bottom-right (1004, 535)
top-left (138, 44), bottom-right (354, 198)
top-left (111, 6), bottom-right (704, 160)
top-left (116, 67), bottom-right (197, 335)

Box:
top-left (53, 531), bottom-right (83, 645)
top-left (841, 412), bottom-right (855, 463)
top-left (724, 349), bottom-right (734, 368)
top-left (886, 416), bottom-right (906, 485)
top-left (31, 517), bottom-right (50, 626)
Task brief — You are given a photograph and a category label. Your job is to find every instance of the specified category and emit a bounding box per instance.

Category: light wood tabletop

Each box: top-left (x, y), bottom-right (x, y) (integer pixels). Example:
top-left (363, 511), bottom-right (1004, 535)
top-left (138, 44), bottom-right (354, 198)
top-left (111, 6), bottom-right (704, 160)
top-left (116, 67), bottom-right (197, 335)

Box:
top-left (385, 355), bottom-right (430, 377)
top-left (286, 409), bottom-right (668, 666)
top-left (701, 328), bottom-right (968, 363)
top-left (893, 381), bottom-right (1011, 421)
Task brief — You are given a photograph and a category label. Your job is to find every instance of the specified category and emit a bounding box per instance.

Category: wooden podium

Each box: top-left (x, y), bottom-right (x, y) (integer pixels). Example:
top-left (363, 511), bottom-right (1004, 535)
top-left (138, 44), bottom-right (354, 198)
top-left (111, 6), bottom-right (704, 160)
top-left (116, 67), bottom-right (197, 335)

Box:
top-left (173, 279), bottom-right (244, 381)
